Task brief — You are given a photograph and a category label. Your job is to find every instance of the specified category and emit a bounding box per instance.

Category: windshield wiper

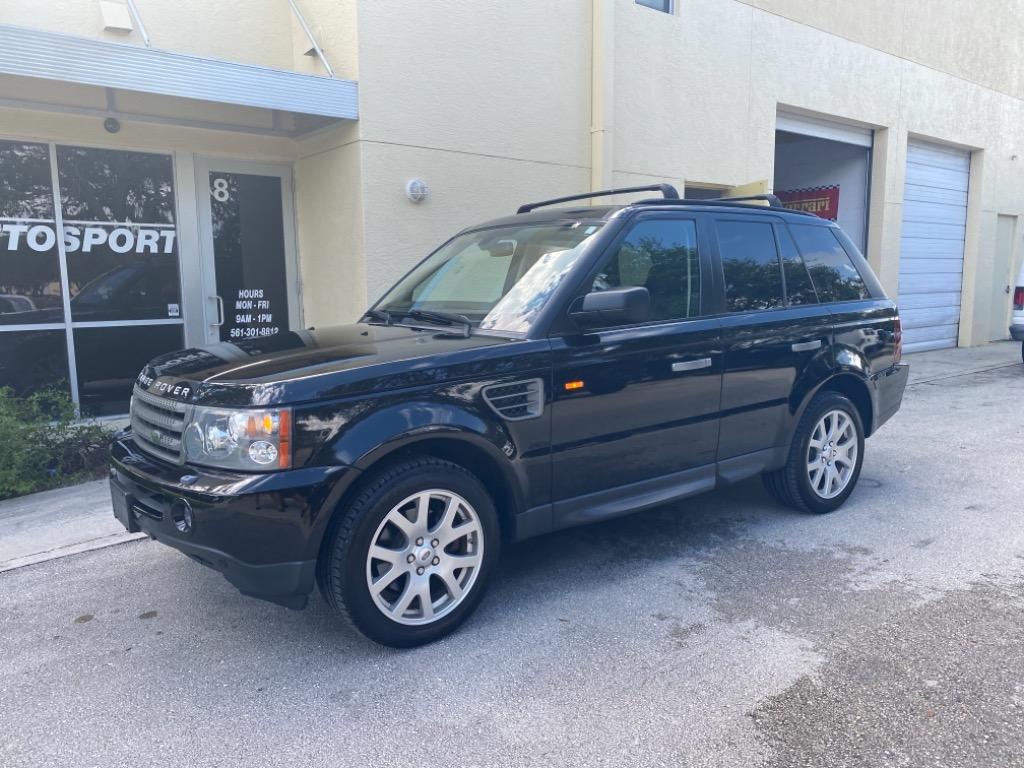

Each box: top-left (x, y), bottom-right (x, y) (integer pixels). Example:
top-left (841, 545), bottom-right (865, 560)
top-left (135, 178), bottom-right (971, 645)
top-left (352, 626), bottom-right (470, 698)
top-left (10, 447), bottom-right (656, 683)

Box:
top-left (361, 308), bottom-right (393, 326)
top-left (400, 309), bottom-right (473, 337)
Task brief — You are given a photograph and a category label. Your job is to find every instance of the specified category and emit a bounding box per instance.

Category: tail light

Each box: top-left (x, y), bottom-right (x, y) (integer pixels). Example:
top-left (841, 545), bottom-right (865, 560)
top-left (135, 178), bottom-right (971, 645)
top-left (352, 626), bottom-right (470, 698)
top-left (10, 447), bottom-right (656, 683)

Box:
top-left (893, 316), bottom-right (903, 363)
top-left (1014, 286), bottom-right (1024, 311)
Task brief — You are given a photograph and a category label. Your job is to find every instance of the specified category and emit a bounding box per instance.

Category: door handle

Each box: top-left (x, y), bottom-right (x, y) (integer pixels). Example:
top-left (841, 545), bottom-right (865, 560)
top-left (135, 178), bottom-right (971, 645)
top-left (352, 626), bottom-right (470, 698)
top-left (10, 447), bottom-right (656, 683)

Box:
top-left (791, 339), bottom-right (822, 352)
top-left (671, 357), bottom-right (712, 372)
top-left (211, 295), bottom-right (225, 326)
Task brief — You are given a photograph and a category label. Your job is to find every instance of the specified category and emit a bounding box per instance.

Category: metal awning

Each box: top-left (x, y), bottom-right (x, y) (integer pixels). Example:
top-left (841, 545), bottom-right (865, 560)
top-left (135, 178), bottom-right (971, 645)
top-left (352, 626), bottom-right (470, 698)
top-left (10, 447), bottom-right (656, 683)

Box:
top-left (0, 23), bottom-right (358, 131)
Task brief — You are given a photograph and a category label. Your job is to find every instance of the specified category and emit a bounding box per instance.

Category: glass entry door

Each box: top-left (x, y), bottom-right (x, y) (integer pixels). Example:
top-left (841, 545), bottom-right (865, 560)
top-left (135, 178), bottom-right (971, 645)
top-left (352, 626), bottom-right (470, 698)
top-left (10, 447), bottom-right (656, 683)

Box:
top-left (196, 160), bottom-right (299, 343)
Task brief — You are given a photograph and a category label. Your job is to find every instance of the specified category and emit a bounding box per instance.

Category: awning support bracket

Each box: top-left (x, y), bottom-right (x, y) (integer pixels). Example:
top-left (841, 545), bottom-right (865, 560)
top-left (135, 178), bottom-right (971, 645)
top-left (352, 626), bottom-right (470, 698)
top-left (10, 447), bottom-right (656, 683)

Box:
top-left (289, 0), bottom-right (335, 78)
top-left (125, 0), bottom-right (151, 47)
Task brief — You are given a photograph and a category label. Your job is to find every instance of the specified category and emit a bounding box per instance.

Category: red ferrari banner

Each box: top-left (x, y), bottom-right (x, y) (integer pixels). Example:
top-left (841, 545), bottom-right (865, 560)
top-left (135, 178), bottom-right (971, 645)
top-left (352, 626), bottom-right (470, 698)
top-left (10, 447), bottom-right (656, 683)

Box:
top-left (775, 185), bottom-right (840, 220)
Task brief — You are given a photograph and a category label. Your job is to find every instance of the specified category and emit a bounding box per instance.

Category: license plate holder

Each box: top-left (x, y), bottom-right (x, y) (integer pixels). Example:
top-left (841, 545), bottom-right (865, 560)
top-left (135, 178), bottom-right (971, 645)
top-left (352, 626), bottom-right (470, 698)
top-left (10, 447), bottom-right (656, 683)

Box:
top-left (110, 481), bottom-right (140, 533)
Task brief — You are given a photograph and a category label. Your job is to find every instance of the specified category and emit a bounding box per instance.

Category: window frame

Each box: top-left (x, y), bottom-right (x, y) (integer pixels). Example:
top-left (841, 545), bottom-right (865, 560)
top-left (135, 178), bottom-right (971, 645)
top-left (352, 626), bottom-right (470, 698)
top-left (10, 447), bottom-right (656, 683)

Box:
top-left (551, 211), bottom-right (713, 335)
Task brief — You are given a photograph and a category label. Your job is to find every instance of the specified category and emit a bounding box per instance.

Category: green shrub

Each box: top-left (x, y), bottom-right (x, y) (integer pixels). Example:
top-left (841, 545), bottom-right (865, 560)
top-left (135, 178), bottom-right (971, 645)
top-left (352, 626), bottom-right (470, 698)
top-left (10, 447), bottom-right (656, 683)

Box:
top-left (0, 386), bottom-right (115, 500)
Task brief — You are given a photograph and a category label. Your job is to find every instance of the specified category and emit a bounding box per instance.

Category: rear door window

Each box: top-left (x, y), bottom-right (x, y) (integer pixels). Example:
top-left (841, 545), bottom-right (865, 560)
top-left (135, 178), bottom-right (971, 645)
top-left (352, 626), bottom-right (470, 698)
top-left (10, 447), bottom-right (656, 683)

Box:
top-left (789, 224), bottom-right (870, 301)
top-left (775, 224), bottom-right (819, 306)
top-left (716, 220), bottom-right (785, 312)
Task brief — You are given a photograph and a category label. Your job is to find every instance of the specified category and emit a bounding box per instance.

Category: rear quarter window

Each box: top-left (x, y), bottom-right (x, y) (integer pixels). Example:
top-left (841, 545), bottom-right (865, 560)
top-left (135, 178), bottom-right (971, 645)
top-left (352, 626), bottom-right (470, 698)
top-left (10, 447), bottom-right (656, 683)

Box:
top-left (789, 224), bottom-right (870, 302)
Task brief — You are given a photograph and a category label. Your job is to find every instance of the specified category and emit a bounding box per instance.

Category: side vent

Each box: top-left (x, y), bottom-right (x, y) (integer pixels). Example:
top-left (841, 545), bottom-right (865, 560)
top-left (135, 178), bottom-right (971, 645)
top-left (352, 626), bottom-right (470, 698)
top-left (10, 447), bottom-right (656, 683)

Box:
top-left (482, 378), bottom-right (544, 421)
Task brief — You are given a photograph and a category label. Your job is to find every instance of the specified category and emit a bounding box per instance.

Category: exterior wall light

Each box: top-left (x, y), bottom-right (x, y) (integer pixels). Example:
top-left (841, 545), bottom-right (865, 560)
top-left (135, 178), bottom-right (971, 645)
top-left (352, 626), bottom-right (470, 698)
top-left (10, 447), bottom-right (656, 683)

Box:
top-left (405, 178), bottom-right (429, 203)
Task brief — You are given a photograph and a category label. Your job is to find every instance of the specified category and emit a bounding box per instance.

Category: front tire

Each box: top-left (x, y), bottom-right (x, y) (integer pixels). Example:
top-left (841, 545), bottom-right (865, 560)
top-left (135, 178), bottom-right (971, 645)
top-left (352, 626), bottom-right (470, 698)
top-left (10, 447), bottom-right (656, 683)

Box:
top-left (763, 391), bottom-right (865, 514)
top-left (318, 457), bottom-right (500, 647)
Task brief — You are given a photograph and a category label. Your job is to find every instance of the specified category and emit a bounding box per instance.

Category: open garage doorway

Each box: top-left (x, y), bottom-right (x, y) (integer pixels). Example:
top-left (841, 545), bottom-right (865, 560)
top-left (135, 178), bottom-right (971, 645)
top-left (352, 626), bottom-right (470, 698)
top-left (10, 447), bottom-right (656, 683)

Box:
top-left (773, 112), bottom-right (872, 255)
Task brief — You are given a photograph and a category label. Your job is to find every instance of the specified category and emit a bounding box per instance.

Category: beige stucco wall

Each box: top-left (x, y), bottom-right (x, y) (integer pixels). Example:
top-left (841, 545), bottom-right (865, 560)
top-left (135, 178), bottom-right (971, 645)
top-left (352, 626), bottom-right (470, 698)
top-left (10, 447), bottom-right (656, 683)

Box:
top-left (340, 0), bottom-right (1024, 343)
top-left (349, 0), bottom-right (593, 304)
top-left (0, 0), bottom-right (298, 71)
top-left (738, 0), bottom-right (1024, 102)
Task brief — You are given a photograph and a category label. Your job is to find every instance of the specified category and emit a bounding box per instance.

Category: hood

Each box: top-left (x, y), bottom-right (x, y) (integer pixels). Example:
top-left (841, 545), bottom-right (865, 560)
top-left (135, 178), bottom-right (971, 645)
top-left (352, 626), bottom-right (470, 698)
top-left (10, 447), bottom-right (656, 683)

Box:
top-left (134, 323), bottom-right (530, 407)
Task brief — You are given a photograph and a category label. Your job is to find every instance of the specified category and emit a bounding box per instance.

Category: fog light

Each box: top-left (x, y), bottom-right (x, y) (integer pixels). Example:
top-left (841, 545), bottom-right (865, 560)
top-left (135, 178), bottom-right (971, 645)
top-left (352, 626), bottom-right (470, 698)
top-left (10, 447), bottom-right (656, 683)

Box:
top-left (170, 500), bottom-right (193, 533)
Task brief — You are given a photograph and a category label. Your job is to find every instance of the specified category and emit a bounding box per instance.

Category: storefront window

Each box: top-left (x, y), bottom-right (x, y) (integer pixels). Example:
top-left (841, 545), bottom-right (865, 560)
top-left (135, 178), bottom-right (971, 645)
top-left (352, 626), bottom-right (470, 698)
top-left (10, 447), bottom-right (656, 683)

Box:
top-left (0, 140), bottom-right (64, 325)
top-left (0, 329), bottom-right (70, 398)
top-left (58, 147), bottom-right (182, 322)
top-left (0, 141), bottom-right (185, 413)
top-left (73, 325), bottom-right (183, 416)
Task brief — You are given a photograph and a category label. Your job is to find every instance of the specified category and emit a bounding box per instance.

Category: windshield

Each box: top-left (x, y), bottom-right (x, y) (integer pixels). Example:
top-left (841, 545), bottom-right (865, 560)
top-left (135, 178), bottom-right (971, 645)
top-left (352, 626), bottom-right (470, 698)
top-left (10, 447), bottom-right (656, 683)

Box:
top-left (373, 221), bottom-right (604, 334)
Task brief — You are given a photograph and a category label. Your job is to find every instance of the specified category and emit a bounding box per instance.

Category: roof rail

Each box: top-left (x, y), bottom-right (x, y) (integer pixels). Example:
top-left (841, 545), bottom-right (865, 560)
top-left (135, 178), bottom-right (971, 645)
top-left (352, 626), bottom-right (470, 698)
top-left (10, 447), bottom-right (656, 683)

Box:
top-left (706, 193), bottom-right (785, 208)
top-left (517, 184), bottom-right (679, 214)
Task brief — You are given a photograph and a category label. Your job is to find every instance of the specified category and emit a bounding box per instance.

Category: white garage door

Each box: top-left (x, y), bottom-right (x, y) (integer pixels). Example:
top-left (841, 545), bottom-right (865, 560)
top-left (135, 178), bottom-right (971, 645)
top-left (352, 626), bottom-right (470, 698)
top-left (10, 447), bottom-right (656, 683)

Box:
top-left (898, 140), bottom-right (970, 352)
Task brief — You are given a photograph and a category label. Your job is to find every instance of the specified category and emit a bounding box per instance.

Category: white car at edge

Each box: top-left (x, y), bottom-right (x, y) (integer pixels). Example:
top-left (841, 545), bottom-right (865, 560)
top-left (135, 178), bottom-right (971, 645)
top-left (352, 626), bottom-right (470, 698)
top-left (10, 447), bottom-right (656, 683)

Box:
top-left (1012, 258), bottom-right (1024, 363)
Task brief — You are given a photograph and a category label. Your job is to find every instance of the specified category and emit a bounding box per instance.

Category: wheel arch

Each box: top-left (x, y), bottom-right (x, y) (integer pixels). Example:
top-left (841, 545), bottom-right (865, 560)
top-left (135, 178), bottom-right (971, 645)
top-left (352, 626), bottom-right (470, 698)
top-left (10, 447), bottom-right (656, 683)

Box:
top-left (801, 372), bottom-right (874, 437)
top-left (316, 433), bottom-right (522, 571)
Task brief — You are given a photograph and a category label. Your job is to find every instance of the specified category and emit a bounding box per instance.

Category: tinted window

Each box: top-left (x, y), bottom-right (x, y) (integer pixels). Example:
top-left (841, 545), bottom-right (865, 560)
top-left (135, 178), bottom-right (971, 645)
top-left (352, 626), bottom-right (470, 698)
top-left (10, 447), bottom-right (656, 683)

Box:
top-left (591, 219), bottom-right (700, 322)
top-left (716, 220), bottom-right (784, 312)
top-left (209, 172), bottom-right (289, 341)
top-left (0, 141), bottom-right (64, 325)
top-left (0, 330), bottom-right (70, 398)
top-left (636, 0), bottom-right (672, 11)
top-left (789, 225), bottom-right (869, 302)
top-left (775, 224), bottom-right (818, 306)
top-left (57, 146), bottom-right (181, 322)
top-left (74, 324), bottom-right (183, 416)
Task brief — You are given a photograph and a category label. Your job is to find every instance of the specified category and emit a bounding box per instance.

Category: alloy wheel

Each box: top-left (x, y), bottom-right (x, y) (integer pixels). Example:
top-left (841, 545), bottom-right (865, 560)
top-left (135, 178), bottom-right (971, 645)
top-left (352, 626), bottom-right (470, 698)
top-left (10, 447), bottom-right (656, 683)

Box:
top-left (806, 409), bottom-right (859, 499)
top-left (365, 489), bottom-right (484, 626)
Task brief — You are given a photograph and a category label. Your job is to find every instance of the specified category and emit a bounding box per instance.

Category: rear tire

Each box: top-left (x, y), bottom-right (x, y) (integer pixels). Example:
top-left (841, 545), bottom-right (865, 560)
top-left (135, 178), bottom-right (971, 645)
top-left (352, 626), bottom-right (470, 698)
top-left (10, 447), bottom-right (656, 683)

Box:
top-left (317, 457), bottom-right (500, 647)
top-left (762, 391), bottom-right (865, 514)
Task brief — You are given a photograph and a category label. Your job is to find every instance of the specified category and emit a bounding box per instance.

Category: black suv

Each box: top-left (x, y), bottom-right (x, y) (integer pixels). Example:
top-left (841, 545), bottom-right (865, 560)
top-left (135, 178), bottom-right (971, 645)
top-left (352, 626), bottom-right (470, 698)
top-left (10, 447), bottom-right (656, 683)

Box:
top-left (109, 185), bottom-right (908, 646)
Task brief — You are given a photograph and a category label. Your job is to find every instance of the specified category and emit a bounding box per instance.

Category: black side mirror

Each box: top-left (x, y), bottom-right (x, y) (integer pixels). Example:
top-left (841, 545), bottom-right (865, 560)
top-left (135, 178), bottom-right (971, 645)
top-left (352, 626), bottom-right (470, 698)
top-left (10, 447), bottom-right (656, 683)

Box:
top-left (570, 286), bottom-right (650, 328)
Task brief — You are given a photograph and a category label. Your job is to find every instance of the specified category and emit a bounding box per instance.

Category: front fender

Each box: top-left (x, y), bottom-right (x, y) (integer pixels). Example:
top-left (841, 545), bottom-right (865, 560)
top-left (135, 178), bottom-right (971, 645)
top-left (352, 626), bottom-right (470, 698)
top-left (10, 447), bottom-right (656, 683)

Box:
top-left (310, 396), bottom-right (536, 524)
top-left (322, 399), bottom-right (513, 469)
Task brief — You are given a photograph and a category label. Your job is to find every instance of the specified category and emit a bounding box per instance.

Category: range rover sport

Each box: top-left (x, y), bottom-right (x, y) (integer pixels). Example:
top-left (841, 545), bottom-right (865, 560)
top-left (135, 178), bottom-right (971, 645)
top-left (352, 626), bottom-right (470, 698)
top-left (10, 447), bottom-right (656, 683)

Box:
top-left (109, 185), bottom-right (909, 647)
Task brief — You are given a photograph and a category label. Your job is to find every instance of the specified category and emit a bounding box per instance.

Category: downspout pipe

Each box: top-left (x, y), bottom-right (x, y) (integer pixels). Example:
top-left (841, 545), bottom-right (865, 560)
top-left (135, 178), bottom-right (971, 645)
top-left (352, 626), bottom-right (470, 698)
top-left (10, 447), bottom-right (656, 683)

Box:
top-left (591, 0), bottom-right (614, 192)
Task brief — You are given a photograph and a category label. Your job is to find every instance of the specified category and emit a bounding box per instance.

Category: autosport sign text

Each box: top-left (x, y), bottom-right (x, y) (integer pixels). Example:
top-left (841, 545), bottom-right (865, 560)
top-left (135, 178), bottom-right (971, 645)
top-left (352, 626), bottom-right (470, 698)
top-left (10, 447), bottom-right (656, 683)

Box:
top-left (0, 221), bottom-right (176, 254)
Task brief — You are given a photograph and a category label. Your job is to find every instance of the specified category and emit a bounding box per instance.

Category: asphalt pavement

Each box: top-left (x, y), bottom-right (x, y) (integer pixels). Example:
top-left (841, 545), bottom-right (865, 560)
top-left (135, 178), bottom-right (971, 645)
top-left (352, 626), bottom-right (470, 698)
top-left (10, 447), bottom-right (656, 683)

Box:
top-left (2, 343), bottom-right (1023, 767)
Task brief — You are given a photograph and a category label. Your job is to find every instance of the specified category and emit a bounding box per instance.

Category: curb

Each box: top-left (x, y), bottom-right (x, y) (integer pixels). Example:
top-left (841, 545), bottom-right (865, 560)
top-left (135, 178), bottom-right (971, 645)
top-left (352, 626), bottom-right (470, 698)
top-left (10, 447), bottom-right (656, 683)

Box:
top-left (0, 531), bottom-right (147, 573)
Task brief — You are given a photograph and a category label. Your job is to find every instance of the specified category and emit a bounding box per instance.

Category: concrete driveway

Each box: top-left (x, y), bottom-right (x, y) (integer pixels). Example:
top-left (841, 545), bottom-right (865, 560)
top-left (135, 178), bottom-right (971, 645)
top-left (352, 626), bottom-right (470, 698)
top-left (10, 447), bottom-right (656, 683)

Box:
top-left (2, 343), bottom-right (1023, 768)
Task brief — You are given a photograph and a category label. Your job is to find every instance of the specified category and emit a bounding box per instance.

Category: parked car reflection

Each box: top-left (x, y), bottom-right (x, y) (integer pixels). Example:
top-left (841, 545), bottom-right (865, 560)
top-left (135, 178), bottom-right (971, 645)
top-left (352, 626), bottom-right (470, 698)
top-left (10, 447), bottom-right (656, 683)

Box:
top-left (0, 258), bottom-right (180, 325)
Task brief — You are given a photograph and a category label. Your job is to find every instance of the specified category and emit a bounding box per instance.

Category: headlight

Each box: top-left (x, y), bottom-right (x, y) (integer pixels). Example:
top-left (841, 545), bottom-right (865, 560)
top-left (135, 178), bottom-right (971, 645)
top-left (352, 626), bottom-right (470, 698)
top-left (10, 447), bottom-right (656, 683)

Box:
top-left (183, 406), bottom-right (292, 471)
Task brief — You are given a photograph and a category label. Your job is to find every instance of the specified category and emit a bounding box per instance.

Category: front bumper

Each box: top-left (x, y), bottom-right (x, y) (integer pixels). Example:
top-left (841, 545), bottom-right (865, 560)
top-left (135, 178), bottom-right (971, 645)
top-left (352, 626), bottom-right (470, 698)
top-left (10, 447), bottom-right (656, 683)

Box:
top-left (1010, 324), bottom-right (1024, 341)
top-left (871, 362), bottom-right (909, 434)
top-left (109, 433), bottom-right (358, 609)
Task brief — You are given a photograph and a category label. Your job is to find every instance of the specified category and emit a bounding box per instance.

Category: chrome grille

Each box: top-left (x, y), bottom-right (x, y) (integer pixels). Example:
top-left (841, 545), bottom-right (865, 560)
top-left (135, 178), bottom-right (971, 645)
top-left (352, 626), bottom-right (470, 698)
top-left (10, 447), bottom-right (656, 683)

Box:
top-left (482, 378), bottom-right (544, 421)
top-left (130, 385), bottom-right (188, 464)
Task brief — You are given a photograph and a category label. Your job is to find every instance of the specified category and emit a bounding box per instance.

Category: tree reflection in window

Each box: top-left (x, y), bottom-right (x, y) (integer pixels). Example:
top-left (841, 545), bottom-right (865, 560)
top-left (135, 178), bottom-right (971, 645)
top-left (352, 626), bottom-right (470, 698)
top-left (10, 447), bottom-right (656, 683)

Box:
top-left (0, 141), bottom-right (63, 323)
top-left (789, 225), bottom-right (869, 302)
top-left (593, 220), bottom-right (701, 321)
top-left (57, 146), bottom-right (175, 224)
top-left (717, 220), bottom-right (785, 312)
top-left (0, 141), bottom-right (54, 219)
